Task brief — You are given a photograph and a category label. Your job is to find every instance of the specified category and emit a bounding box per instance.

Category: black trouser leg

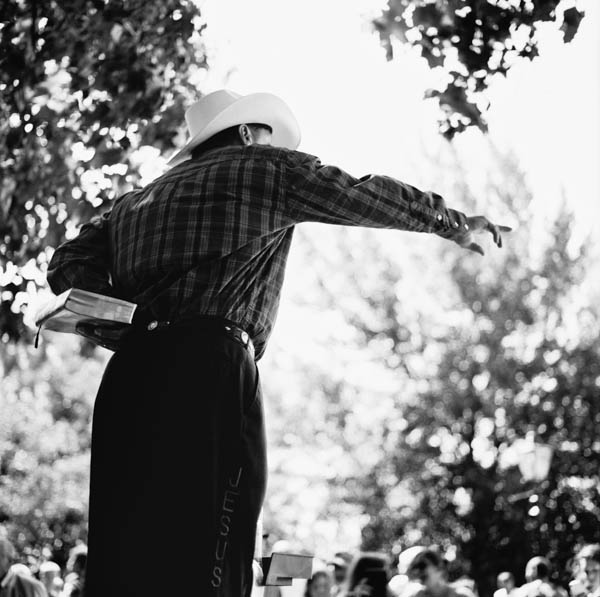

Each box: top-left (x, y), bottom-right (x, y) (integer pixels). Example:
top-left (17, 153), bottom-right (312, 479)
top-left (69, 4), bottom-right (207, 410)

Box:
top-left (84, 325), bottom-right (267, 597)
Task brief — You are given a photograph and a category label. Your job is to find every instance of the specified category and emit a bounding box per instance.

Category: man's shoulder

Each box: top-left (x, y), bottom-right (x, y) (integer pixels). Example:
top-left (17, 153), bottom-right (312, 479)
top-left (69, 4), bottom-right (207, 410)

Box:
top-left (169, 145), bottom-right (321, 173)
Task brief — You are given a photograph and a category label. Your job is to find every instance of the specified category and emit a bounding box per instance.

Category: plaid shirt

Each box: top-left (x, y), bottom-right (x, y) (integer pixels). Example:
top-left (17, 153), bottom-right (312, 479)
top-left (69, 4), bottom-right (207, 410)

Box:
top-left (47, 145), bottom-right (468, 359)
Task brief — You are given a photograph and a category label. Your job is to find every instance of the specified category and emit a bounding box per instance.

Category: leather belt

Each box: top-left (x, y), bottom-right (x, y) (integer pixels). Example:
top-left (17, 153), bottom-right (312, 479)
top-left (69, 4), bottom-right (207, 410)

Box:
top-left (142, 317), bottom-right (255, 360)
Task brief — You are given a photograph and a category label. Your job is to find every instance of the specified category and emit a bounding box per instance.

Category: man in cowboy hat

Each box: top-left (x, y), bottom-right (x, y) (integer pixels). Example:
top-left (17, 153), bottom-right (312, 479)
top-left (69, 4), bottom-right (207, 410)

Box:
top-left (46, 89), bottom-right (510, 597)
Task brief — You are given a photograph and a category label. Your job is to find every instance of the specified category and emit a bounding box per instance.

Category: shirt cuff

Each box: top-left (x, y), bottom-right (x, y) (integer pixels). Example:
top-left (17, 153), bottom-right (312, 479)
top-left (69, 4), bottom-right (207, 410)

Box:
top-left (408, 199), bottom-right (469, 237)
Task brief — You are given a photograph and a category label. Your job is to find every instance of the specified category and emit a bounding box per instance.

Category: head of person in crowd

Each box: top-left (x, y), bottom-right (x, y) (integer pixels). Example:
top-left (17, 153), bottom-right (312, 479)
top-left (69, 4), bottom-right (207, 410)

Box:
top-left (496, 571), bottom-right (516, 595)
top-left (0, 537), bottom-right (48, 595)
top-left (389, 546), bottom-right (427, 597)
top-left (66, 544), bottom-right (87, 577)
top-left (345, 551), bottom-right (391, 597)
top-left (406, 548), bottom-right (449, 595)
top-left (304, 570), bottom-right (333, 597)
top-left (40, 560), bottom-right (63, 595)
top-left (64, 543), bottom-right (88, 596)
top-left (0, 538), bottom-right (16, 581)
top-left (525, 556), bottom-right (551, 582)
top-left (329, 551), bottom-right (354, 588)
top-left (572, 544), bottom-right (600, 595)
top-left (9, 562), bottom-right (32, 577)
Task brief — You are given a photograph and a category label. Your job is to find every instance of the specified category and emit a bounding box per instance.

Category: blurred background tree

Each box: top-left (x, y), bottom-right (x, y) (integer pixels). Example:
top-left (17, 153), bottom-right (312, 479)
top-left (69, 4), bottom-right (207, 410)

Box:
top-left (0, 335), bottom-right (108, 568)
top-left (260, 144), bottom-right (599, 592)
top-left (0, 0), bottom-right (206, 341)
top-left (373, 0), bottom-right (586, 138)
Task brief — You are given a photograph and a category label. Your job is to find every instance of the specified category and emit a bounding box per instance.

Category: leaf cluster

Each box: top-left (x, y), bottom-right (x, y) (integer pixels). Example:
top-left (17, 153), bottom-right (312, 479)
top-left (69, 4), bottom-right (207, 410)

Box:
top-left (0, 0), bottom-right (206, 341)
top-left (373, 0), bottom-right (585, 138)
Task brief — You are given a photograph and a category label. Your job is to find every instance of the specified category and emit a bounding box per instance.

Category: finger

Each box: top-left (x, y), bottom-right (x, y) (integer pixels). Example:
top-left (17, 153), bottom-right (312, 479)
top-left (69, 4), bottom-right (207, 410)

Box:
top-left (468, 242), bottom-right (485, 255)
top-left (498, 225), bottom-right (512, 232)
top-left (485, 221), bottom-right (499, 244)
top-left (494, 226), bottom-right (501, 247)
top-left (493, 224), bottom-right (504, 247)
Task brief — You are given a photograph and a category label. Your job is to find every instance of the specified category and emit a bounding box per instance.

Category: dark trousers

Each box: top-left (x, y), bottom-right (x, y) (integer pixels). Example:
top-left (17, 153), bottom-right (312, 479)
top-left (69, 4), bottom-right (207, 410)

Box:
top-left (83, 318), bottom-right (267, 597)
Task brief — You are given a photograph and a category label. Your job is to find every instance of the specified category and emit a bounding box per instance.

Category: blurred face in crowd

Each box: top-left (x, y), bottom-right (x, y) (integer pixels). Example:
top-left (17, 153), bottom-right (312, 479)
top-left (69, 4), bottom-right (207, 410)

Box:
top-left (579, 558), bottom-right (600, 593)
top-left (309, 572), bottom-right (333, 597)
top-left (333, 564), bottom-right (347, 584)
top-left (497, 572), bottom-right (515, 591)
top-left (409, 556), bottom-right (446, 592)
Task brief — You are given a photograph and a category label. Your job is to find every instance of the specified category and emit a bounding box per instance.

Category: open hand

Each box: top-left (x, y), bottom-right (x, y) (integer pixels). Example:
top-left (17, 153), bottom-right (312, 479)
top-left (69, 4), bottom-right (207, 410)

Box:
top-left (453, 216), bottom-right (512, 255)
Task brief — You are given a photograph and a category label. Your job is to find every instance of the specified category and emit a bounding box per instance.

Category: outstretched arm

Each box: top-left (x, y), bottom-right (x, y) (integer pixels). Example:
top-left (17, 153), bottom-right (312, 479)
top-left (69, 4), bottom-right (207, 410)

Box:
top-left (284, 152), bottom-right (510, 252)
top-left (46, 210), bottom-right (113, 296)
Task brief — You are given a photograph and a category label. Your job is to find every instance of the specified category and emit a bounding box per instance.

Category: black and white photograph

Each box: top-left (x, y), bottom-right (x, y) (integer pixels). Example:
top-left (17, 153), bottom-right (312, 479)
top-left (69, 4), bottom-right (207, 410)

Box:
top-left (1, 0), bottom-right (599, 596)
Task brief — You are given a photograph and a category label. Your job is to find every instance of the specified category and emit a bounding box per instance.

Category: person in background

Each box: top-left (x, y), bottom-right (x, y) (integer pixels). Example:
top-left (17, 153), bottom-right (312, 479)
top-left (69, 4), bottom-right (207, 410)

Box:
top-left (0, 538), bottom-right (47, 597)
top-left (494, 572), bottom-right (517, 597)
top-left (402, 548), bottom-right (462, 597)
top-left (304, 571), bottom-right (333, 597)
top-left (341, 552), bottom-right (393, 597)
top-left (329, 553), bottom-right (354, 597)
top-left (389, 547), bottom-right (427, 597)
top-left (6, 567), bottom-right (31, 579)
top-left (38, 563), bottom-right (62, 597)
top-left (515, 556), bottom-right (567, 597)
top-left (570, 545), bottom-right (600, 597)
top-left (61, 546), bottom-right (87, 597)
top-left (446, 557), bottom-right (478, 597)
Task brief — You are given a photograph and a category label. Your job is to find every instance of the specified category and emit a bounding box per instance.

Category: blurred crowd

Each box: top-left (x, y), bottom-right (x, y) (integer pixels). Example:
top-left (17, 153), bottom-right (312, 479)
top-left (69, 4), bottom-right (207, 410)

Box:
top-left (254, 543), bottom-right (600, 597)
top-left (0, 538), bottom-right (86, 597)
top-left (1, 535), bottom-right (599, 597)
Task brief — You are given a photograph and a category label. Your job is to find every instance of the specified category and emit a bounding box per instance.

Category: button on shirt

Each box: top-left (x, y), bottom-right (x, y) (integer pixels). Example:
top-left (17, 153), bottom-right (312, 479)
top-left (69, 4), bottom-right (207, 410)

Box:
top-left (46, 145), bottom-right (468, 359)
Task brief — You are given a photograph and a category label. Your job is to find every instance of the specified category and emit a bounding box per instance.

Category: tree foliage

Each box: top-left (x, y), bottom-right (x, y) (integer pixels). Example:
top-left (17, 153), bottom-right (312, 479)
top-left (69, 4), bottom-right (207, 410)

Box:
top-left (356, 209), bottom-right (599, 595)
top-left (0, 0), bottom-right (206, 341)
top-left (333, 157), bottom-right (598, 594)
top-left (0, 335), bottom-right (108, 568)
top-left (260, 145), bottom-right (599, 591)
top-left (373, 0), bottom-right (585, 138)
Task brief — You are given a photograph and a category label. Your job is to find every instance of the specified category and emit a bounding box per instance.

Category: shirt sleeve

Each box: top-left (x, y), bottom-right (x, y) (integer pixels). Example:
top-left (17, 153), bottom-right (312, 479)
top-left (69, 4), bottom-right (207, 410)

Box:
top-left (283, 151), bottom-right (468, 237)
top-left (46, 208), bottom-right (114, 297)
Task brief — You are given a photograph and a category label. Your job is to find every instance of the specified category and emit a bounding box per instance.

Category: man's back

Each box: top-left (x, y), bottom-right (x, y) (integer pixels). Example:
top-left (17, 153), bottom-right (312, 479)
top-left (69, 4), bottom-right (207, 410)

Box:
top-left (107, 144), bottom-right (299, 357)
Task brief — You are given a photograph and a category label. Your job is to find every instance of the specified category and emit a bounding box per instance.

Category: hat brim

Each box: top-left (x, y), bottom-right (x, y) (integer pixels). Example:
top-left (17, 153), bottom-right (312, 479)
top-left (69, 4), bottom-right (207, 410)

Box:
top-left (167, 92), bottom-right (301, 166)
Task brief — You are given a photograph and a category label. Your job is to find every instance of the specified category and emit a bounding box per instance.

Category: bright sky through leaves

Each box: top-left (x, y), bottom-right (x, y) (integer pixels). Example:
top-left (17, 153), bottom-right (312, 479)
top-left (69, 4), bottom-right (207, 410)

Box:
top-left (197, 0), bottom-right (599, 237)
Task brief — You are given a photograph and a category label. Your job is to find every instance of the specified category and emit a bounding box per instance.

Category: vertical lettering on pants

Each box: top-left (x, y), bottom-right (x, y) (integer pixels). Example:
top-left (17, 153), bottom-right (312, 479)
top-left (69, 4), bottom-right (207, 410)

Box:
top-left (211, 467), bottom-right (243, 589)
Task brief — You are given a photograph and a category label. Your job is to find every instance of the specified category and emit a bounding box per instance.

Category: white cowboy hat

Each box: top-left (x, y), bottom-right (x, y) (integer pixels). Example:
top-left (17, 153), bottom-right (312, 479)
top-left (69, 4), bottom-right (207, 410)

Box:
top-left (167, 89), bottom-right (301, 166)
